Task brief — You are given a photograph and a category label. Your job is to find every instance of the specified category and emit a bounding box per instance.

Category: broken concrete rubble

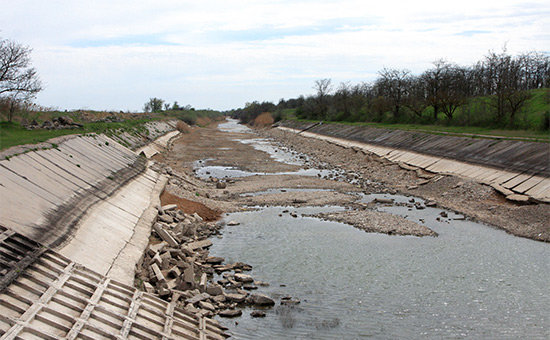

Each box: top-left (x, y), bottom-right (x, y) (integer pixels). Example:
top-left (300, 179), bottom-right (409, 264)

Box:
top-left (136, 204), bottom-right (278, 321)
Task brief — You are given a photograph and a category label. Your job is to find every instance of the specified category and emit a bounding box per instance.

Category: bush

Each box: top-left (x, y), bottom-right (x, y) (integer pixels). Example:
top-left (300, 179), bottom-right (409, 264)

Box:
top-left (176, 121), bottom-right (191, 133)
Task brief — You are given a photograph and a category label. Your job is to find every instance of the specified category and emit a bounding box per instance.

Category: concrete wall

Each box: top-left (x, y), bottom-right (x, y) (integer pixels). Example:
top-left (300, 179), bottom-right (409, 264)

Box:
top-left (0, 120), bottom-right (178, 249)
top-left (280, 121), bottom-right (549, 177)
top-left (278, 122), bottom-right (550, 203)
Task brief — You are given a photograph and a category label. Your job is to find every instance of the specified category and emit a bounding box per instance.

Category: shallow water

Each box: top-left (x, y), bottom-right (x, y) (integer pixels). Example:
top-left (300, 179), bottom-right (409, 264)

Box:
top-left (210, 119), bottom-right (549, 339)
top-left (194, 165), bottom-right (335, 179)
top-left (240, 188), bottom-right (334, 197)
top-left (212, 206), bottom-right (550, 339)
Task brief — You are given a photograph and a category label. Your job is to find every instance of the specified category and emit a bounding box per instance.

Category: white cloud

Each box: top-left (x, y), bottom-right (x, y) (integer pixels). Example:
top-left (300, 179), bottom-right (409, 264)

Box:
top-left (1, 0), bottom-right (548, 110)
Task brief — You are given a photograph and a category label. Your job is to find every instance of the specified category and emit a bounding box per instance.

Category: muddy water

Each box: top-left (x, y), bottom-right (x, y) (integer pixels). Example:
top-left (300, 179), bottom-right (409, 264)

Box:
top-left (212, 206), bottom-right (549, 339)
top-left (209, 120), bottom-right (549, 339)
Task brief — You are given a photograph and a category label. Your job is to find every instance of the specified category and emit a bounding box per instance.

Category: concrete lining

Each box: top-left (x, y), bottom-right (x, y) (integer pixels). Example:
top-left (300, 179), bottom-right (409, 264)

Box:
top-left (0, 230), bottom-right (226, 339)
top-left (278, 125), bottom-right (550, 203)
top-left (0, 123), bottom-right (228, 338)
top-left (281, 121), bottom-right (550, 177)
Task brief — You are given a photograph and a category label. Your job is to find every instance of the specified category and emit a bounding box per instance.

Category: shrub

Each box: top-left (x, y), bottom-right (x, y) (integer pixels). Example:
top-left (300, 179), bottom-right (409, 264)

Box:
top-left (176, 120), bottom-right (191, 133)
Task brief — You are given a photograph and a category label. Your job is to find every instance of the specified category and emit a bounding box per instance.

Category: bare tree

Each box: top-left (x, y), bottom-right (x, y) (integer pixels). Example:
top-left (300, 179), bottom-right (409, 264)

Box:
top-left (375, 68), bottom-right (410, 120)
top-left (422, 60), bottom-right (448, 121)
top-left (404, 75), bottom-right (429, 118)
top-left (439, 64), bottom-right (468, 120)
top-left (334, 82), bottom-right (352, 119)
top-left (313, 78), bottom-right (332, 119)
top-left (0, 38), bottom-right (42, 121)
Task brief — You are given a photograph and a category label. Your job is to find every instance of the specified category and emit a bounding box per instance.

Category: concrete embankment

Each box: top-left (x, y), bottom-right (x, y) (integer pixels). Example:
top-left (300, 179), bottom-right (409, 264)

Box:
top-left (0, 120), bottom-right (229, 338)
top-left (278, 121), bottom-right (550, 203)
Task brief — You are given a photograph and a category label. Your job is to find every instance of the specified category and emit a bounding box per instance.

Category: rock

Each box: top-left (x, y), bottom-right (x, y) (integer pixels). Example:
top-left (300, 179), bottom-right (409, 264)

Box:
top-left (242, 284), bottom-right (257, 290)
top-left (192, 212), bottom-right (203, 222)
top-left (374, 198), bottom-right (394, 204)
top-left (159, 214), bottom-right (174, 224)
top-left (162, 204), bottom-right (178, 212)
top-left (216, 182), bottom-right (227, 189)
top-left (281, 298), bottom-right (301, 305)
top-left (219, 309), bottom-right (242, 318)
top-left (143, 282), bottom-right (155, 294)
top-left (213, 295), bottom-right (226, 303)
top-left (187, 239), bottom-right (213, 250)
top-left (234, 273), bottom-right (254, 283)
top-left (168, 266), bottom-right (181, 278)
top-left (250, 311), bottom-right (266, 318)
top-left (250, 294), bottom-right (275, 306)
top-left (199, 273), bottom-right (207, 292)
top-left (227, 221), bottom-right (240, 226)
top-left (206, 256), bottom-right (225, 264)
top-left (185, 304), bottom-right (200, 314)
top-left (225, 293), bottom-right (247, 303)
top-left (152, 223), bottom-right (178, 247)
top-left (440, 211), bottom-right (448, 218)
top-left (206, 284), bottom-right (224, 296)
top-left (254, 281), bottom-right (269, 287)
top-left (151, 263), bottom-right (166, 284)
top-left (147, 242), bottom-right (167, 256)
top-left (199, 301), bottom-right (216, 312)
top-left (158, 287), bottom-right (171, 298)
top-left (185, 292), bottom-right (211, 305)
top-left (425, 200), bottom-right (436, 207)
top-left (414, 202), bottom-right (425, 210)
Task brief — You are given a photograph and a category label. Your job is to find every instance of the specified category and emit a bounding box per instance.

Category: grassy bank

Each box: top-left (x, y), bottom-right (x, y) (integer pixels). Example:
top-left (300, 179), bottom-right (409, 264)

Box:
top-left (0, 119), bottom-right (158, 151)
top-left (0, 108), bottom-right (225, 151)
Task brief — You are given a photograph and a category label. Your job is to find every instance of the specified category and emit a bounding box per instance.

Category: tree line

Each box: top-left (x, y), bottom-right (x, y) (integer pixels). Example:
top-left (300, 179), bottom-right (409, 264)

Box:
top-left (230, 49), bottom-right (550, 130)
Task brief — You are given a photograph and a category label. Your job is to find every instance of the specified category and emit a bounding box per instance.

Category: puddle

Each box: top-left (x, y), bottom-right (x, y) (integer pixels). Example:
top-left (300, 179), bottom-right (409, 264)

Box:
top-left (194, 165), bottom-right (336, 179)
top-left (238, 138), bottom-right (305, 165)
top-left (218, 119), bottom-right (253, 133)
top-left (240, 188), bottom-right (334, 197)
top-left (211, 205), bottom-right (550, 339)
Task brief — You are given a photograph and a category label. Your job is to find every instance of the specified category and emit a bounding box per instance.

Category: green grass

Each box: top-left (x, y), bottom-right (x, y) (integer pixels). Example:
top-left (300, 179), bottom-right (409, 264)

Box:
top-left (0, 118), bottom-right (156, 151)
top-left (0, 108), bottom-right (225, 151)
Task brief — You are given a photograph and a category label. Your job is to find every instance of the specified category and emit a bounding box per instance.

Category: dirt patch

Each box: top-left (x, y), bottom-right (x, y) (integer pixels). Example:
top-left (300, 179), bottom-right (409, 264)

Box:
top-left (160, 191), bottom-right (221, 221)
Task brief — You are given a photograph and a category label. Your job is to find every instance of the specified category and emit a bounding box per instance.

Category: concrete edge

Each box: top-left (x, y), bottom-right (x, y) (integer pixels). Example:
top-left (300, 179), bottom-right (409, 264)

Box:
top-left (135, 130), bottom-right (181, 158)
top-left (278, 126), bottom-right (550, 204)
top-left (107, 171), bottom-right (169, 285)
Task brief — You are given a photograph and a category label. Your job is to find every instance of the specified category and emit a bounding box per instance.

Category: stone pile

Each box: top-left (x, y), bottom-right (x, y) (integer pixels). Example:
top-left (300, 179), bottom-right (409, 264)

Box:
top-left (25, 116), bottom-right (83, 130)
top-left (135, 204), bottom-right (276, 318)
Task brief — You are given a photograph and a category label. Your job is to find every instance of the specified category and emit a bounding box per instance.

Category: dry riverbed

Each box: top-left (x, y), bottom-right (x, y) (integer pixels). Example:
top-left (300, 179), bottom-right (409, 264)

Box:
top-left (137, 119), bottom-right (548, 330)
top-left (260, 127), bottom-right (550, 242)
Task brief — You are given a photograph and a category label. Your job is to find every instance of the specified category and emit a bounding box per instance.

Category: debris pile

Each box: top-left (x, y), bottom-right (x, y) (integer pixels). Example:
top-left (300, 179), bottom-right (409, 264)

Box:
top-left (135, 203), bottom-right (277, 318)
top-left (25, 116), bottom-right (83, 130)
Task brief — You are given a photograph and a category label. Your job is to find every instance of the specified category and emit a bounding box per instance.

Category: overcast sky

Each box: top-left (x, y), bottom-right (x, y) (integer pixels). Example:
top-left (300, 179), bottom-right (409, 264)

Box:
top-left (1, 0), bottom-right (549, 111)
